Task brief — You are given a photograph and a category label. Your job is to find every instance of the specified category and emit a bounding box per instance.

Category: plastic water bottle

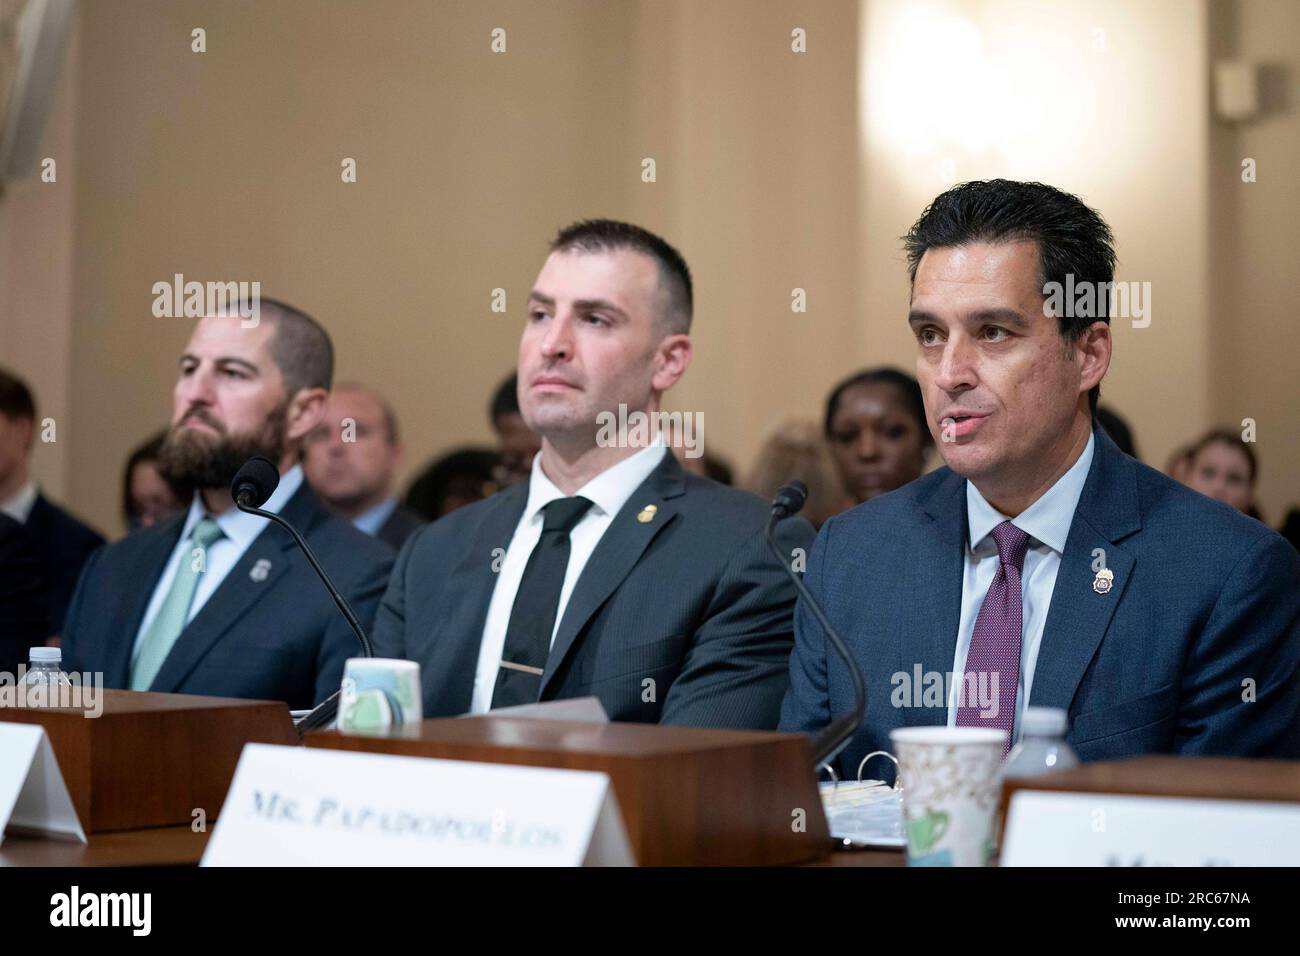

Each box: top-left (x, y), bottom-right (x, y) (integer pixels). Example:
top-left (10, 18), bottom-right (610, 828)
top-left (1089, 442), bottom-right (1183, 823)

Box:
top-left (20, 647), bottom-right (73, 690)
top-left (1003, 707), bottom-right (1079, 777)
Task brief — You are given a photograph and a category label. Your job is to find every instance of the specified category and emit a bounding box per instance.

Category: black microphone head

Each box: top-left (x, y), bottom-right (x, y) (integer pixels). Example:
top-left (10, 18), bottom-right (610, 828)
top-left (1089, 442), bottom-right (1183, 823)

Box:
top-left (772, 480), bottom-right (809, 519)
top-left (231, 455), bottom-right (280, 508)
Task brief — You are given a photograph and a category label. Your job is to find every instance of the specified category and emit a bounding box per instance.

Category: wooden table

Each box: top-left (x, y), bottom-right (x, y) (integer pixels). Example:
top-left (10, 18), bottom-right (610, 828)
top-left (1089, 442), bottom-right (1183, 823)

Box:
top-left (0, 825), bottom-right (901, 867)
top-left (0, 825), bottom-right (211, 866)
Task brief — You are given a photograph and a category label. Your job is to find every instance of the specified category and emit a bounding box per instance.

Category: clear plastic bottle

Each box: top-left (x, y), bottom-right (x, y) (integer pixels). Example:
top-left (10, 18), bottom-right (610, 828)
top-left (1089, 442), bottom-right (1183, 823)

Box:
top-left (1003, 706), bottom-right (1079, 777)
top-left (20, 646), bottom-right (73, 690)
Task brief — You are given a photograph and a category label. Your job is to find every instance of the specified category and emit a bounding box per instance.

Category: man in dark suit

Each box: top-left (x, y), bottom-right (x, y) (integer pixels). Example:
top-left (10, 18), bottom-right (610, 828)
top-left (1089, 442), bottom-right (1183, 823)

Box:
top-left (62, 301), bottom-right (393, 708)
top-left (781, 180), bottom-right (1300, 775)
top-left (375, 220), bottom-right (812, 729)
top-left (0, 367), bottom-right (105, 637)
top-left (302, 382), bottom-right (425, 550)
top-left (0, 513), bottom-right (49, 674)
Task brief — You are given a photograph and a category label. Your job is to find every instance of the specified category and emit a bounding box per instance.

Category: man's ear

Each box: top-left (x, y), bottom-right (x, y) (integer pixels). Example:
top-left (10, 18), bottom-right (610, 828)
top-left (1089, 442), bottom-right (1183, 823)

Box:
top-left (651, 334), bottom-right (692, 393)
top-left (285, 387), bottom-right (329, 442)
top-left (1078, 321), bottom-right (1112, 395)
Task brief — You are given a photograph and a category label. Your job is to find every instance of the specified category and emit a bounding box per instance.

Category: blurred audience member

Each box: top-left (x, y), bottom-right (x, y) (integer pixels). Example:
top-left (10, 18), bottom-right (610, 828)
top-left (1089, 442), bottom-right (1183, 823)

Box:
top-left (0, 366), bottom-right (105, 638)
top-left (1280, 508), bottom-right (1300, 555)
top-left (1184, 428), bottom-right (1261, 519)
top-left (1095, 405), bottom-right (1139, 460)
top-left (824, 367), bottom-right (931, 504)
top-left (123, 430), bottom-right (189, 532)
top-left (1165, 444), bottom-right (1194, 483)
top-left (745, 420), bottom-right (852, 527)
top-left (302, 382), bottom-right (425, 550)
top-left (405, 447), bottom-right (499, 521)
top-left (0, 513), bottom-right (49, 673)
top-left (490, 372), bottom-right (541, 487)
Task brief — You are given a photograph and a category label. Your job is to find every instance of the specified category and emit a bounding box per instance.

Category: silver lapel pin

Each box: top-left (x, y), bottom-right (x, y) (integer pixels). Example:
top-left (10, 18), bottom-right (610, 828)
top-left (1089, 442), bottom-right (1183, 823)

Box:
top-left (1092, 567), bottom-right (1114, 594)
top-left (249, 558), bottom-right (272, 583)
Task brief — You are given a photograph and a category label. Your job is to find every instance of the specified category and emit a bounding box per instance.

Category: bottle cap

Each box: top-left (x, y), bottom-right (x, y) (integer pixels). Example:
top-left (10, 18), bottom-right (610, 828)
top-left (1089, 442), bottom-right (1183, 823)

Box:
top-left (29, 647), bottom-right (62, 663)
top-left (1022, 706), bottom-right (1068, 737)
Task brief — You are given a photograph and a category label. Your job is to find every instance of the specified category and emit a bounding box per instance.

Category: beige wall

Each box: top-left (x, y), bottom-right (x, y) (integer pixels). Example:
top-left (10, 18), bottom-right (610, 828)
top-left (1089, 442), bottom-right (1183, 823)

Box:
top-left (1209, 0), bottom-right (1300, 522)
top-left (0, 23), bottom-right (77, 505)
top-left (1, 0), bottom-right (1294, 534)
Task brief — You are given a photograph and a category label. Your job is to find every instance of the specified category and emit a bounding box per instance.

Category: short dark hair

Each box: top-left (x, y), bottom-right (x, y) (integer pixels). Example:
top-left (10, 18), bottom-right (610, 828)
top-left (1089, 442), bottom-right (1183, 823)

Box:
top-left (902, 179), bottom-right (1116, 414)
top-left (490, 372), bottom-right (520, 424)
top-left (550, 219), bottom-right (693, 334)
top-left (0, 366), bottom-right (36, 424)
top-left (221, 297), bottom-right (332, 397)
top-left (824, 367), bottom-right (931, 446)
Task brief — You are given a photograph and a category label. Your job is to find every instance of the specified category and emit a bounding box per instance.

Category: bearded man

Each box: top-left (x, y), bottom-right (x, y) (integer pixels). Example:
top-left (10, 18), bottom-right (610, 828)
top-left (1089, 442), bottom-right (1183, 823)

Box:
top-left (62, 300), bottom-right (394, 707)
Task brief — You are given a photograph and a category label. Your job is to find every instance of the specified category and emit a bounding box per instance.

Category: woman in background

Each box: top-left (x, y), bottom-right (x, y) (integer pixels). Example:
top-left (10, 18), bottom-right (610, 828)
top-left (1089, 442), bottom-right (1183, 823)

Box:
top-left (122, 430), bottom-right (189, 533)
top-left (1183, 428), bottom-right (1262, 521)
top-left (824, 368), bottom-right (931, 506)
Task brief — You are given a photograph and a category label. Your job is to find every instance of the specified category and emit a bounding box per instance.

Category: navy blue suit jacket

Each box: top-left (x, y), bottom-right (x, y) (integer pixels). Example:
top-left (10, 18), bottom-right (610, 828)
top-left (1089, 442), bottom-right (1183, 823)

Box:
top-left (25, 493), bottom-right (104, 637)
top-left (780, 426), bottom-right (1300, 778)
top-left (62, 484), bottom-right (393, 708)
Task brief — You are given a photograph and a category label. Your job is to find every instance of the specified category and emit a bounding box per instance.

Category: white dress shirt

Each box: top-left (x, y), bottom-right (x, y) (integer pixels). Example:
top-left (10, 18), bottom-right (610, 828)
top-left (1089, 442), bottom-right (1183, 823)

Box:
top-left (131, 464), bottom-right (305, 656)
top-left (1, 480), bottom-right (39, 523)
top-left (470, 441), bottom-right (669, 714)
top-left (947, 434), bottom-right (1095, 743)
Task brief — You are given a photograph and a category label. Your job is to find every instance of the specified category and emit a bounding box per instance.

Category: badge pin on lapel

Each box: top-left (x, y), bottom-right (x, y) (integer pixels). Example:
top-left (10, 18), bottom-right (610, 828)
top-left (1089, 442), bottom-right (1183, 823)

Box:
top-left (636, 504), bottom-right (658, 524)
top-left (249, 558), bottom-right (272, 583)
top-left (1092, 567), bottom-right (1114, 594)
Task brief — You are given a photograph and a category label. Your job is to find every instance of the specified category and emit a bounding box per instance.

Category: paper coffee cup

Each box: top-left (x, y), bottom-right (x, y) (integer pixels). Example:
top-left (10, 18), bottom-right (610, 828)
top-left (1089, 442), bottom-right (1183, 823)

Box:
top-left (889, 726), bottom-right (1007, 867)
top-left (337, 658), bottom-right (422, 733)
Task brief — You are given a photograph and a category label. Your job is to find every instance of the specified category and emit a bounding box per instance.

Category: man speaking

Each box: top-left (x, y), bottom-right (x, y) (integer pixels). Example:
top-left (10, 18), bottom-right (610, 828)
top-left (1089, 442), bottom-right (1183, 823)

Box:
top-left (781, 180), bottom-right (1300, 775)
top-left (63, 300), bottom-right (393, 708)
top-left (375, 220), bottom-right (812, 728)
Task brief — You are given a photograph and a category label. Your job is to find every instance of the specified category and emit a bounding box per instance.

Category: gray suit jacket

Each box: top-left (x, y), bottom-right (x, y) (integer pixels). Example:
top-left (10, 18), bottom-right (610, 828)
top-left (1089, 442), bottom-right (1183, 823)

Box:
top-left (374, 451), bottom-right (814, 729)
top-left (781, 425), bottom-right (1300, 778)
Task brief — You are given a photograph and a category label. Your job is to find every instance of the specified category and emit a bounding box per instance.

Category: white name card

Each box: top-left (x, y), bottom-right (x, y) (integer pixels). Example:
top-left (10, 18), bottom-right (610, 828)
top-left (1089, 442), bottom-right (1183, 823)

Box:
top-left (1002, 790), bottom-right (1300, 866)
top-left (201, 743), bottom-right (634, 866)
top-left (0, 723), bottom-right (86, 845)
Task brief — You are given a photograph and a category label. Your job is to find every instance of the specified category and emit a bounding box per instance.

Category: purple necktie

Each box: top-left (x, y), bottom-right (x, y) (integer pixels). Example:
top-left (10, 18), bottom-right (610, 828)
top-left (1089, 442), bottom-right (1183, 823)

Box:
top-left (956, 520), bottom-right (1030, 755)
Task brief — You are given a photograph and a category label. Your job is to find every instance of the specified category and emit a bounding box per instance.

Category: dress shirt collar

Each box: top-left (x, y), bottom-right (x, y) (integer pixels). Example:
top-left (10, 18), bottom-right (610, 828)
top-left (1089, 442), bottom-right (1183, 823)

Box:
top-left (524, 439), bottom-right (668, 526)
top-left (354, 496), bottom-right (399, 536)
top-left (966, 432), bottom-right (1095, 555)
top-left (178, 463), bottom-right (305, 547)
top-left (0, 480), bottom-right (38, 523)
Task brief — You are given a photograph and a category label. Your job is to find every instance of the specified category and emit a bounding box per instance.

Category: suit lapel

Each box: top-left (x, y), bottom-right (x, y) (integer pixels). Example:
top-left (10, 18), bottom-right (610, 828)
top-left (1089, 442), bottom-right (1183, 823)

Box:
top-left (147, 485), bottom-right (318, 693)
top-left (902, 469), bottom-right (968, 727)
top-left (539, 453), bottom-right (684, 697)
top-left (422, 484), bottom-right (528, 716)
top-left (1030, 427), bottom-right (1141, 712)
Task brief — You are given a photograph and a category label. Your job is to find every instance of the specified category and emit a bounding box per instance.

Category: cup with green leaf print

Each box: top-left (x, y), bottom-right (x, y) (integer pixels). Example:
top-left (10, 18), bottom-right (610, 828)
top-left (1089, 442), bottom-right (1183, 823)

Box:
top-left (890, 727), bottom-right (1006, 867)
top-left (337, 658), bottom-right (422, 734)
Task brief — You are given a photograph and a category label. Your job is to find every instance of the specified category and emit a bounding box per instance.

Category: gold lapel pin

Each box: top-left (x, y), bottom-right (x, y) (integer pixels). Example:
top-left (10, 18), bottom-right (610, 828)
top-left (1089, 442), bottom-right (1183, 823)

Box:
top-left (1092, 567), bottom-right (1114, 594)
top-left (636, 504), bottom-right (658, 524)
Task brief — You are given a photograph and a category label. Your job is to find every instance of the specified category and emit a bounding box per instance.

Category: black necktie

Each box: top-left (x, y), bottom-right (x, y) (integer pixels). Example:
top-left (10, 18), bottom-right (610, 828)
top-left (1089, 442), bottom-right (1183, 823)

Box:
top-left (491, 496), bottom-right (595, 708)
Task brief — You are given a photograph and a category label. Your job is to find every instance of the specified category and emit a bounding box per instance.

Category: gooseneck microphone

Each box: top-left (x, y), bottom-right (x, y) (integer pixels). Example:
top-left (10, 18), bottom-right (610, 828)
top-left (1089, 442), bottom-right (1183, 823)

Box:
top-left (765, 480), bottom-right (867, 770)
top-left (231, 456), bottom-right (373, 733)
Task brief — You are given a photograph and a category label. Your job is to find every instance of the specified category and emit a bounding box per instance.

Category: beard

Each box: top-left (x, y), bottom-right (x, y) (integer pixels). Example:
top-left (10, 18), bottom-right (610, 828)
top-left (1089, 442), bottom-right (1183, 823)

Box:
top-left (157, 403), bottom-right (289, 490)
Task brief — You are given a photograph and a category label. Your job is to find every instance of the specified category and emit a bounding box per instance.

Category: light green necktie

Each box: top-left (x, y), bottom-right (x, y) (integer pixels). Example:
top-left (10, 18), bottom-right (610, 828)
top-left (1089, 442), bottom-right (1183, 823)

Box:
top-left (129, 517), bottom-right (225, 691)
